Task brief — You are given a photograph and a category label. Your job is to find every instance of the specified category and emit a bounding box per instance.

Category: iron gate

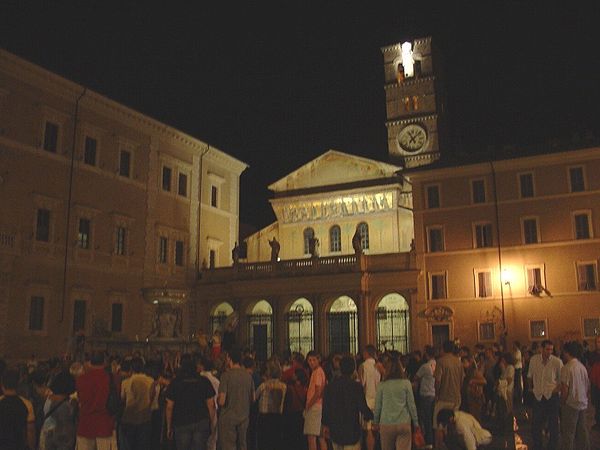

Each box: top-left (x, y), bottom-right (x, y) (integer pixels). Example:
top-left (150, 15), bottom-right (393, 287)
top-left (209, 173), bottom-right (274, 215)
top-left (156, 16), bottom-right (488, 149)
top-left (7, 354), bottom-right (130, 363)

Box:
top-left (247, 313), bottom-right (273, 361)
top-left (285, 310), bottom-right (314, 354)
top-left (376, 308), bottom-right (409, 354)
top-left (327, 311), bottom-right (358, 355)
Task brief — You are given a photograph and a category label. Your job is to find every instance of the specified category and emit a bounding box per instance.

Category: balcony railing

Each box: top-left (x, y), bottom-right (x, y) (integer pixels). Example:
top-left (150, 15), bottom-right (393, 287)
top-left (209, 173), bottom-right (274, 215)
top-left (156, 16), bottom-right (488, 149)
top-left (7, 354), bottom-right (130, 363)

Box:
top-left (0, 231), bottom-right (19, 255)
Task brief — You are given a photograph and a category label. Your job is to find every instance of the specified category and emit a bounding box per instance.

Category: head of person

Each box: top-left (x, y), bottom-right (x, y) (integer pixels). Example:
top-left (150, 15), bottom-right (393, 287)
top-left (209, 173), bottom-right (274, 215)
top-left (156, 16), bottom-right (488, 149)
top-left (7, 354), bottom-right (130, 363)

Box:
top-left (196, 355), bottom-right (214, 373)
top-left (437, 409), bottom-right (456, 428)
top-left (242, 356), bottom-right (256, 372)
top-left (500, 352), bottom-right (514, 367)
top-left (179, 356), bottom-right (196, 377)
top-left (1, 369), bottom-right (20, 392)
top-left (363, 344), bottom-right (377, 361)
top-left (130, 357), bottom-right (144, 374)
top-left (385, 356), bottom-right (405, 380)
top-left (227, 347), bottom-right (243, 366)
top-left (340, 355), bottom-right (356, 377)
top-left (424, 345), bottom-right (435, 360)
top-left (306, 350), bottom-right (321, 370)
top-left (461, 356), bottom-right (474, 369)
top-left (294, 368), bottom-right (308, 386)
top-left (442, 340), bottom-right (455, 355)
top-left (513, 340), bottom-right (521, 351)
top-left (563, 341), bottom-right (583, 362)
top-left (89, 350), bottom-right (105, 367)
top-left (48, 370), bottom-right (76, 397)
top-left (541, 340), bottom-right (554, 360)
top-left (266, 361), bottom-right (281, 379)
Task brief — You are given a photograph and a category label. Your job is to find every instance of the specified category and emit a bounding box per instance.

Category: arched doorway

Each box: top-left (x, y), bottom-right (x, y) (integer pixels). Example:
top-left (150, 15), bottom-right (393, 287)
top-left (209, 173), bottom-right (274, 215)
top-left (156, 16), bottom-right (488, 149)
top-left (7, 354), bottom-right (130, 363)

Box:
top-left (376, 293), bottom-right (409, 353)
top-left (285, 298), bottom-right (314, 355)
top-left (327, 295), bottom-right (358, 355)
top-left (210, 302), bottom-right (234, 334)
top-left (247, 300), bottom-right (273, 361)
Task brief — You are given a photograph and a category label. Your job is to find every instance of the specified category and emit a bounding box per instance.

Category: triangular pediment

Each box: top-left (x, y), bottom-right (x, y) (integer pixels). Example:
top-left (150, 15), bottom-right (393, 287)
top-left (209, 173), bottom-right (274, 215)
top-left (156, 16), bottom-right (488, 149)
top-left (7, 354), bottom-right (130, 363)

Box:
top-left (268, 150), bottom-right (401, 192)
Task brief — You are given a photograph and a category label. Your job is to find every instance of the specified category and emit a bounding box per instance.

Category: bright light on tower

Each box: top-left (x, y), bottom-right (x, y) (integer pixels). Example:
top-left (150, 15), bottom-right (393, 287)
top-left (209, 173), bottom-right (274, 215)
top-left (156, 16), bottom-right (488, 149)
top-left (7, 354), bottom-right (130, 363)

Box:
top-left (401, 42), bottom-right (414, 78)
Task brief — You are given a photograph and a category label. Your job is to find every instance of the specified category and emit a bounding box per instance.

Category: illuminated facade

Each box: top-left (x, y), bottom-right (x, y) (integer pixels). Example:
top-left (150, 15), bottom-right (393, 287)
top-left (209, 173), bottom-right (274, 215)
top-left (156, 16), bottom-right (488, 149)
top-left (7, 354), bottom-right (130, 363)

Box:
top-left (0, 49), bottom-right (246, 360)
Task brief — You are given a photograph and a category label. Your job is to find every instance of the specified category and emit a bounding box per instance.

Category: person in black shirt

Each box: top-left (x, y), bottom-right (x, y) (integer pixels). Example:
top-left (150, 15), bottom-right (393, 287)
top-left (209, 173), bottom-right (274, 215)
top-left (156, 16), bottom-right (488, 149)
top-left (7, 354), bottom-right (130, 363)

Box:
top-left (165, 356), bottom-right (216, 450)
top-left (322, 355), bottom-right (373, 449)
top-left (0, 369), bottom-right (36, 450)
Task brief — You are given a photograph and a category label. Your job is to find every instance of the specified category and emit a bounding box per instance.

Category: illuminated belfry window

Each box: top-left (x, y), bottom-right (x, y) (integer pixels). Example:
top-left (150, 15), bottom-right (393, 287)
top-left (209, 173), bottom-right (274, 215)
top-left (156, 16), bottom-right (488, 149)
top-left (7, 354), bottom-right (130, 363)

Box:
top-left (412, 96), bottom-right (419, 110)
top-left (396, 63), bottom-right (405, 83)
top-left (303, 227), bottom-right (314, 255)
top-left (403, 97), bottom-right (411, 111)
top-left (329, 225), bottom-right (341, 252)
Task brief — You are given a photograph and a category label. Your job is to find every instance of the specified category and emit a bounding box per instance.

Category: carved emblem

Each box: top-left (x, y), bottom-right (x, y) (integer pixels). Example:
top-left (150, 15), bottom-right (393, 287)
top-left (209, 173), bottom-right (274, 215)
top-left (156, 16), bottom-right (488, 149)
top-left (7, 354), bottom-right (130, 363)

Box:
top-left (421, 305), bottom-right (453, 322)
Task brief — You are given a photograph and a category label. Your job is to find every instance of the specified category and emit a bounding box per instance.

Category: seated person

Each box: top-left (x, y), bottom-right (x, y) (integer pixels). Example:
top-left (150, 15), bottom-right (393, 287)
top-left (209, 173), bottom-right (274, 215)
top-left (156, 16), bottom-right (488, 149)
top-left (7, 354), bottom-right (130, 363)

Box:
top-left (436, 408), bottom-right (492, 450)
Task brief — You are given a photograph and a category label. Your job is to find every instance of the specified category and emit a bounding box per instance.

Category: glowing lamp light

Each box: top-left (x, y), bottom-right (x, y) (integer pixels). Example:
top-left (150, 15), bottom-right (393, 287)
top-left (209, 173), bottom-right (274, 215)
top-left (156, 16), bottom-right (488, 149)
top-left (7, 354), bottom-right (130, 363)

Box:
top-left (501, 268), bottom-right (513, 285)
top-left (401, 42), bottom-right (414, 78)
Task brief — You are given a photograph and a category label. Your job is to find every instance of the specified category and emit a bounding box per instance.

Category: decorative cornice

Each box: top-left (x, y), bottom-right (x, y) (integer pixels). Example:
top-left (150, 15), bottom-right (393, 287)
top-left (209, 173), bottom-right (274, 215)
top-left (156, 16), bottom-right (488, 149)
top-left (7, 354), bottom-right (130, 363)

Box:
top-left (386, 114), bottom-right (438, 127)
top-left (384, 75), bottom-right (436, 89)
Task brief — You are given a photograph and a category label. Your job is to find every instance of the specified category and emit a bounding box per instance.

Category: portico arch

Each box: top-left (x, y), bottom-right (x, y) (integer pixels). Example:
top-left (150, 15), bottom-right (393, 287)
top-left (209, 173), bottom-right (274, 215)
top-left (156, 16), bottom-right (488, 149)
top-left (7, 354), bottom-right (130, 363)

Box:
top-left (285, 298), bottom-right (314, 355)
top-left (247, 299), bottom-right (273, 361)
top-left (327, 295), bottom-right (358, 355)
top-left (376, 293), bottom-right (409, 353)
top-left (209, 301), bottom-right (234, 334)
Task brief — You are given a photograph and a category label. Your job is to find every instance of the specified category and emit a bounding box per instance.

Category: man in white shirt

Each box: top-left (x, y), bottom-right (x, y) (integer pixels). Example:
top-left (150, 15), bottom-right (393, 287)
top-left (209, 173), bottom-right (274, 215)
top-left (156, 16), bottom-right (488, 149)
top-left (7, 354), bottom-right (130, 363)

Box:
top-left (527, 339), bottom-right (563, 450)
top-left (358, 344), bottom-right (382, 450)
top-left (513, 341), bottom-right (523, 406)
top-left (436, 408), bottom-right (492, 450)
top-left (414, 345), bottom-right (436, 446)
top-left (558, 341), bottom-right (590, 450)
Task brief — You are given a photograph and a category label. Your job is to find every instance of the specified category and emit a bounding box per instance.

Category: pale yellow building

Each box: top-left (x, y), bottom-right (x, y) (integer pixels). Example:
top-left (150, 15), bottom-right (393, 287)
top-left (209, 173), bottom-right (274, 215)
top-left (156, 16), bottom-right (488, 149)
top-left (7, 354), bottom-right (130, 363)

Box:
top-left (0, 49), bottom-right (246, 360)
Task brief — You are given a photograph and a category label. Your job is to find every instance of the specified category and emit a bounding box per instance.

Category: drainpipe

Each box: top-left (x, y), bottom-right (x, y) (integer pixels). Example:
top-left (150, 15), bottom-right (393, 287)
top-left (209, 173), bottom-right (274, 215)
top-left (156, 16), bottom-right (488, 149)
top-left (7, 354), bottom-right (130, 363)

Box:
top-left (60, 87), bottom-right (87, 323)
top-left (196, 145), bottom-right (210, 278)
top-left (490, 161), bottom-right (507, 338)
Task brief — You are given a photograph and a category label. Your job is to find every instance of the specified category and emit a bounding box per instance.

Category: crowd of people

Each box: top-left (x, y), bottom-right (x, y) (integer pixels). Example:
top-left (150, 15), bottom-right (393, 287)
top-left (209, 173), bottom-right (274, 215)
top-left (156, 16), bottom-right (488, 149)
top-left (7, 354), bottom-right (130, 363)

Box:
top-left (0, 335), bottom-right (599, 450)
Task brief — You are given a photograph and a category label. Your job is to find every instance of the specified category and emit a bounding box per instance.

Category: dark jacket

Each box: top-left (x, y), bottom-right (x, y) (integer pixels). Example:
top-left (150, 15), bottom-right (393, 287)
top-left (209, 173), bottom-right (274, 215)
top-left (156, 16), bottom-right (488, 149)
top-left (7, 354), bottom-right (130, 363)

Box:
top-left (322, 375), bottom-right (373, 445)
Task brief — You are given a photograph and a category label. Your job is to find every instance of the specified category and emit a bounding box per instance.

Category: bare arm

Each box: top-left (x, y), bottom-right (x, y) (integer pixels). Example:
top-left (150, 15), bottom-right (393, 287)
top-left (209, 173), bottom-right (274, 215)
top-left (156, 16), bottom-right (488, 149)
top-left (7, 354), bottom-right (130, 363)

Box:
top-left (218, 392), bottom-right (226, 407)
top-left (166, 399), bottom-right (175, 439)
top-left (206, 398), bottom-right (216, 425)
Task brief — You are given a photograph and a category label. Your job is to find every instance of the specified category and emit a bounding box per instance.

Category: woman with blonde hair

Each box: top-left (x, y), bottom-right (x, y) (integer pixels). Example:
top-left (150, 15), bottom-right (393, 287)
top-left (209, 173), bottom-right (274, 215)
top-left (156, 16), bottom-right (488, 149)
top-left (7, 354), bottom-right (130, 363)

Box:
top-left (373, 355), bottom-right (420, 450)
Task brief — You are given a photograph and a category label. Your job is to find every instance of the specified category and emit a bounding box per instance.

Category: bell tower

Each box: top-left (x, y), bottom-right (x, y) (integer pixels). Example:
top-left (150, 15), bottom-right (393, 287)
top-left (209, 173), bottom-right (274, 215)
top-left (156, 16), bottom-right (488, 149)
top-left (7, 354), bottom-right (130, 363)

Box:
top-left (381, 36), bottom-right (445, 168)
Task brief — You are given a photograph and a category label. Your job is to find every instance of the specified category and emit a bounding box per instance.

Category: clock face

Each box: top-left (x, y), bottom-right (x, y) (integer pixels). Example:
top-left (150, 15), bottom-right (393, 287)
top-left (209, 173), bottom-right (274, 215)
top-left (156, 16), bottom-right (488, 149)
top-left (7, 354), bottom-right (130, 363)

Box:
top-left (397, 124), bottom-right (427, 153)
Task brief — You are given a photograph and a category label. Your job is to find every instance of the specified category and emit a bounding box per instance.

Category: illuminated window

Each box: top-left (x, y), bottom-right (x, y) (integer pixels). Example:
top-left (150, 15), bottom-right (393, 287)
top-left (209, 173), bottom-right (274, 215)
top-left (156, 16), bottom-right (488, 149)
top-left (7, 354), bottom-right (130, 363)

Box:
top-left (530, 320), bottom-right (547, 340)
top-left (573, 212), bottom-right (591, 239)
top-left (522, 218), bottom-right (539, 244)
top-left (475, 270), bottom-right (493, 298)
top-left (162, 166), bottom-right (172, 191)
top-left (84, 136), bottom-right (97, 166)
top-left (111, 303), bottom-right (123, 333)
top-left (115, 227), bottom-right (126, 256)
top-left (426, 185), bottom-right (440, 209)
top-left (43, 121), bottom-right (59, 152)
top-left (329, 225), bottom-right (341, 252)
top-left (303, 228), bottom-right (314, 255)
top-left (577, 262), bottom-right (597, 291)
top-left (403, 97), bottom-right (411, 111)
top-left (429, 272), bottom-right (447, 300)
top-left (78, 218), bottom-right (91, 249)
top-left (358, 222), bottom-right (369, 250)
top-left (175, 240), bottom-right (184, 266)
top-left (119, 150), bottom-right (131, 177)
top-left (479, 322), bottom-right (495, 341)
top-left (396, 64), bottom-right (404, 83)
top-left (471, 179), bottom-right (486, 204)
top-left (178, 173), bottom-right (188, 197)
top-left (569, 166), bottom-right (585, 192)
top-left (526, 265), bottom-right (546, 296)
top-left (412, 96), bottom-right (419, 110)
top-left (427, 226), bottom-right (444, 252)
top-left (159, 237), bottom-right (168, 264)
top-left (583, 318), bottom-right (600, 338)
top-left (36, 209), bottom-right (51, 242)
top-left (474, 223), bottom-right (493, 248)
top-left (519, 173), bottom-right (534, 198)
top-left (29, 296), bottom-right (45, 331)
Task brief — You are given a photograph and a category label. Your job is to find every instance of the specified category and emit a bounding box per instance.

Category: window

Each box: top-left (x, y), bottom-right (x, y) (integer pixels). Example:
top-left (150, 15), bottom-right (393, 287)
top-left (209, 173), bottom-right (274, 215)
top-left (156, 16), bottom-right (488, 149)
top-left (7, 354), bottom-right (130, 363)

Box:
top-left (583, 318), bottom-right (600, 338)
top-left (526, 266), bottom-right (546, 296)
top-left (427, 226), bottom-right (444, 252)
top-left (119, 150), bottom-right (131, 177)
top-left (115, 227), bottom-right (126, 256)
top-left (577, 262), bottom-right (598, 291)
top-left (574, 212), bottom-right (591, 239)
top-left (159, 237), bottom-right (168, 264)
top-left (474, 223), bottom-right (493, 248)
top-left (211, 185), bottom-right (218, 207)
top-left (412, 95), bottom-right (419, 110)
top-left (475, 270), bottom-right (493, 298)
top-left (111, 303), bottom-right (123, 333)
top-left (429, 273), bottom-right (447, 300)
top-left (178, 173), bottom-right (188, 197)
top-left (77, 218), bottom-right (91, 249)
top-left (303, 228), bottom-right (315, 255)
top-left (43, 121), bottom-right (59, 152)
top-left (162, 166), bottom-right (172, 191)
top-left (519, 173), bottom-right (534, 198)
top-left (522, 218), bottom-right (539, 244)
top-left (530, 320), bottom-right (548, 340)
top-left (209, 249), bottom-right (216, 269)
top-left (472, 179), bottom-right (486, 204)
top-left (329, 225), bottom-right (341, 252)
top-left (84, 136), bottom-right (97, 166)
top-left (479, 323), bottom-right (495, 341)
top-left (36, 209), bottom-right (51, 242)
top-left (29, 296), bottom-right (44, 331)
top-left (72, 300), bottom-right (86, 332)
top-left (358, 222), bottom-right (369, 250)
top-left (175, 240), bottom-right (184, 266)
top-left (426, 185), bottom-right (440, 209)
top-left (569, 166), bottom-right (585, 192)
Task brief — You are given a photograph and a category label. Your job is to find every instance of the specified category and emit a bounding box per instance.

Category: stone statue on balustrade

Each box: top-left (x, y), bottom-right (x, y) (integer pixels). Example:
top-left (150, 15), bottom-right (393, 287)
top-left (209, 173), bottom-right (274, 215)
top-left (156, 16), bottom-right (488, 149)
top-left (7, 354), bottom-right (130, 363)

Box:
top-left (308, 236), bottom-right (320, 258)
top-left (352, 226), bottom-right (363, 256)
top-left (232, 241), bottom-right (240, 265)
top-left (268, 237), bottom-right (280, 263)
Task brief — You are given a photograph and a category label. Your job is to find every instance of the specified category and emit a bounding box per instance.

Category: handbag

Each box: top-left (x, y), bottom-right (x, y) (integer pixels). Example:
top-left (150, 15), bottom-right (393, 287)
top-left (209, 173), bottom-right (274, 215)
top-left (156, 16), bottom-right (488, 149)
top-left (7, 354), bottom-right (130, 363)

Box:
top-left (412, 425), bottom-right (426, 448)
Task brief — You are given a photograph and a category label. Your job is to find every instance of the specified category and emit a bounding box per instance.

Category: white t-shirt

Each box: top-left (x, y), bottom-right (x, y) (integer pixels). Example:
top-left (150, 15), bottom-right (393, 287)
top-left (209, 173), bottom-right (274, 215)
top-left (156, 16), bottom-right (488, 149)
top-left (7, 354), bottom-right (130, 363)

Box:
top-left (415, 359), bottom-right (436, 397)
top-left (560, 358), bottom-right (589, 410)
top-left (360, 358), bottom-right (381, 410)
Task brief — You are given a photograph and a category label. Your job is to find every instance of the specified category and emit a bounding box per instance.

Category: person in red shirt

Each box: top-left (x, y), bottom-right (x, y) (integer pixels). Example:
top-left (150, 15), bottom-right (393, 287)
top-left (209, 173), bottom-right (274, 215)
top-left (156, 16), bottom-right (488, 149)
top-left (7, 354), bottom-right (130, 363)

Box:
top-left (76, 351), bottom-right (117, 450)
top-left (590, 336), bottom-right (600, 430)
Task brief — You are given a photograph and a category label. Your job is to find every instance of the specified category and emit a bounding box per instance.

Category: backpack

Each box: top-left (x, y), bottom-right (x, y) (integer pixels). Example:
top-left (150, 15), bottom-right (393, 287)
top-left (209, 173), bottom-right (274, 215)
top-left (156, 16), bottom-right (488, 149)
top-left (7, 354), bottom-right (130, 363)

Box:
top-left (105, 368), bottom-right (123, 419)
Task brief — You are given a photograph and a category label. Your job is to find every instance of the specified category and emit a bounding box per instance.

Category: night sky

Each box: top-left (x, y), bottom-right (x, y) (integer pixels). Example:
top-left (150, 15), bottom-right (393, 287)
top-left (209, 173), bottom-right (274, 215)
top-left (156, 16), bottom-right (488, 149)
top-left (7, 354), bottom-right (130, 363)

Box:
top-left (2, 3), bottom-right (599, 231)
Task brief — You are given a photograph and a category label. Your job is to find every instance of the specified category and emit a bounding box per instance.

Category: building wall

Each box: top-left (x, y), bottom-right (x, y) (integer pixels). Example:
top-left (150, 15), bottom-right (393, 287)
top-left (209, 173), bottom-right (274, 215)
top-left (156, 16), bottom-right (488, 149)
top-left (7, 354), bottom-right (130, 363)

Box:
top-left (0, 49), bottom-right (246, 360)
top-left (409, 148), bottom-right (600, 349)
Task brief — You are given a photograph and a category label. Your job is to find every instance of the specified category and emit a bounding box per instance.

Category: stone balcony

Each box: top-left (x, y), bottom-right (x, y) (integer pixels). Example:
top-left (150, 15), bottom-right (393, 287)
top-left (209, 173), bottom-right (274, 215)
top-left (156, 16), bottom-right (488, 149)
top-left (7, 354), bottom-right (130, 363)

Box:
top-left (0, 231), bottom-right (19, 256)
top-left (199, 251), bottom-right (415, 282)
